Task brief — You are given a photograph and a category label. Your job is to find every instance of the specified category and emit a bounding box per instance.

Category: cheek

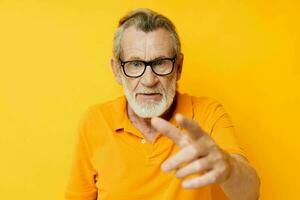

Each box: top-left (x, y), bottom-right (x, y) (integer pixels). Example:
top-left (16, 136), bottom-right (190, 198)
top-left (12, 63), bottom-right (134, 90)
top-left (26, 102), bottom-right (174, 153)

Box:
top-left (124, 78), bottom-right (140, 91)
top-left (159, 76), bottom-right (175, 91)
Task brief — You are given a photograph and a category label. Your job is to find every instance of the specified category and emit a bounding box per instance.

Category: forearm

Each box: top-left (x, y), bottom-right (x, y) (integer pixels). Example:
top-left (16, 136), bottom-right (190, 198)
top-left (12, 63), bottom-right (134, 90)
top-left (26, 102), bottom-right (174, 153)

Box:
top-left (220, 154), bottom-right (260, 200)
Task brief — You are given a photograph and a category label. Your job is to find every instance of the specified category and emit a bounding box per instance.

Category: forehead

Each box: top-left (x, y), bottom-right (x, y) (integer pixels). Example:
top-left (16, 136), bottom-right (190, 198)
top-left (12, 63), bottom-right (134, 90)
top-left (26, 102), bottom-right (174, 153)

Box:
top-left (120, 26), bottom-right (174, 60)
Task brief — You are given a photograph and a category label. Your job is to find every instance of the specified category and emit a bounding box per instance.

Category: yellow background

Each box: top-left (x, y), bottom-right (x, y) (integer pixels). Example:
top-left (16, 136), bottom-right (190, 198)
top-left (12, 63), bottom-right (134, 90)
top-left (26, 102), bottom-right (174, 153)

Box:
top-left (0, 0), bottom-right (299, 199)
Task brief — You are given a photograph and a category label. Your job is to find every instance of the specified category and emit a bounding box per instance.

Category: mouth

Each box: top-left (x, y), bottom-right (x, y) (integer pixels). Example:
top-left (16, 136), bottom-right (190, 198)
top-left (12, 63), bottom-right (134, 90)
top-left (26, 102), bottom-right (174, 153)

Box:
top-left (137, 92), bottom-right (161, 95)
top-left (136, 93), bottom-right (162, 101)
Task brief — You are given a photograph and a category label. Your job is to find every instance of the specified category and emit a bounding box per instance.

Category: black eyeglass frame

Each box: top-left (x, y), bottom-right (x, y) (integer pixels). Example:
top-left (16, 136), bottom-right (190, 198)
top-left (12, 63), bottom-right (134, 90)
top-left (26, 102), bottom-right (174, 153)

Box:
top-left (119, 56), bottom-right (177, 78)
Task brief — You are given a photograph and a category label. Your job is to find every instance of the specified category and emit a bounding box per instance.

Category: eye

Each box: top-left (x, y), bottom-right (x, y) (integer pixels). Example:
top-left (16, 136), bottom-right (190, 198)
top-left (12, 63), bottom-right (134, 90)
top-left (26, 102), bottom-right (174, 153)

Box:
top-left (153, 59), bottom-right (164, 66)
top-left (130, 61), bottom-right (143, 67)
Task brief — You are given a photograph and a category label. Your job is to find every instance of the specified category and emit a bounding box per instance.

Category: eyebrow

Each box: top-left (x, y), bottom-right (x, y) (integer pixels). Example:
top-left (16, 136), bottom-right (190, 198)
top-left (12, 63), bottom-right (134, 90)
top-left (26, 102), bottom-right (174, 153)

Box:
top-left (127, 55), bottom-right (170, 61)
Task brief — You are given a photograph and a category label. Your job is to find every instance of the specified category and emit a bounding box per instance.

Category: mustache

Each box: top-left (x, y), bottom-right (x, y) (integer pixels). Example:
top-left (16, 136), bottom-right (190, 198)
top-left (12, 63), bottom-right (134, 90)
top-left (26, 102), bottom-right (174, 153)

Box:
top-left (134, 86), bottom-right (165, 94)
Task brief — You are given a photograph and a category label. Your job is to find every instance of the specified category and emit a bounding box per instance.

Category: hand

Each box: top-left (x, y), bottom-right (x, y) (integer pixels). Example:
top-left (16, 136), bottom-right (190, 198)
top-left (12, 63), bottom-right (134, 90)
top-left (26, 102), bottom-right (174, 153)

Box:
top-left (151, 114), bottom-right (233, 189)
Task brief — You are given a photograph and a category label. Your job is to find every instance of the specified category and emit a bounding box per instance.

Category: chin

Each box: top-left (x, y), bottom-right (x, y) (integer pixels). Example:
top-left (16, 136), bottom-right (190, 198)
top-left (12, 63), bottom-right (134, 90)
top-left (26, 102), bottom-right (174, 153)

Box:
top-left (132, 97), bottom-right (175, 118)
top-left (133, 105), bottom-right (166, 118)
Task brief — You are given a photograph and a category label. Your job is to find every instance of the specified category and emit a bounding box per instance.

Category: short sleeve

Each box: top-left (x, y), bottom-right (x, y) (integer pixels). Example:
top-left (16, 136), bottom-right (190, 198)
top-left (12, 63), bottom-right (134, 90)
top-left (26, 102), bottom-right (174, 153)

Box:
top-left (210, 103), bottom-right (248, 159)
top-left (64, 111), bottom-right (98, 200)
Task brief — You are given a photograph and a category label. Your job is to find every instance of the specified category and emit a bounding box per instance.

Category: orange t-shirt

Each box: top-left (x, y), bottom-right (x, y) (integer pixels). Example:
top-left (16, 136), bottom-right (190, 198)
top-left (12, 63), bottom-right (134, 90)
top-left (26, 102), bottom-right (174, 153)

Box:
top-left (64, 92), bottom-right (247, 200)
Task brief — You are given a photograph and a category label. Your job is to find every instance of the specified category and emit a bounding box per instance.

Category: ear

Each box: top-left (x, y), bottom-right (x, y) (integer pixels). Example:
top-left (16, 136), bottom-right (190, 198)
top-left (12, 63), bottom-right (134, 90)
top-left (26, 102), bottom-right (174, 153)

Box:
top-left (110, 58), bottom-right (123, 85)
top-left (176, 53), bottom-right (184, 81)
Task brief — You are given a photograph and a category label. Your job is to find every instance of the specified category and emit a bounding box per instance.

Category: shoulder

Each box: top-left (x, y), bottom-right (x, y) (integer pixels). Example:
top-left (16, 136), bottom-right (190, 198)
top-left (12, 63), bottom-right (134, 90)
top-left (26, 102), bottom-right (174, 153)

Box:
top-left (77, 96), bottom-right (124, 135)
top-left (181, 93), bottom-right (229, 133)
top-left (81, 96), bottom-right (125, 122)
top-left (182, 93), bottom-right (226, 115)
top-left (76, 96), bottom-right (125, 148)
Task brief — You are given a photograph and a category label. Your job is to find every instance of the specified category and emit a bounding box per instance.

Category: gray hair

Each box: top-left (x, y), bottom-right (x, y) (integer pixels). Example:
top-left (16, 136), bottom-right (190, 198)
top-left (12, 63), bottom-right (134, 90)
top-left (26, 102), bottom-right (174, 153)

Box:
top-left (113, 8), bottom-right (181, 59)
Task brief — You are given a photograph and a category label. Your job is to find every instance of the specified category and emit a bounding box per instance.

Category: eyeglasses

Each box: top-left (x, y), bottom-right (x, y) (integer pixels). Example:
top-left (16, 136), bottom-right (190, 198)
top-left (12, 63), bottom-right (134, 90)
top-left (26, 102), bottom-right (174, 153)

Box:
top-left (119, 56), bottom-right (176, 78)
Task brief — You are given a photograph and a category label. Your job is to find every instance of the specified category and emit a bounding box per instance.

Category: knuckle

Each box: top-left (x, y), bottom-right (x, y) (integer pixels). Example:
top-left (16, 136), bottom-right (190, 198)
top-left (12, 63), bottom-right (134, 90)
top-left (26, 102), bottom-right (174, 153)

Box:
top-left (190, 145), bottom-right (199, 156)
top-left (211, 145), bottom-right (219, 153)
top-left (218, 164), bottom-right (227, 175)
top-left (216, 170), bottom-right (224, 180)
top-left (210, 174), bottom-right (218, 183)
top-left (196, 160), bottom-right (206, 171)
top-left (220, 162), bottom-right (227, 170)
top-left (214, 151), bottom-right (223, 161)
top-left (196, 160), bottom-right (202, 169)
top-left (179, 137), bottom-right (190, 147)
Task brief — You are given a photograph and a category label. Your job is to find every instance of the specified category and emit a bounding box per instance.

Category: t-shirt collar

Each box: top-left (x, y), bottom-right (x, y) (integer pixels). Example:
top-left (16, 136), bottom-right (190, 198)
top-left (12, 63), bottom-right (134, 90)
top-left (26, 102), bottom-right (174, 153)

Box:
top-left (111, 91), bottom-right (193, 136)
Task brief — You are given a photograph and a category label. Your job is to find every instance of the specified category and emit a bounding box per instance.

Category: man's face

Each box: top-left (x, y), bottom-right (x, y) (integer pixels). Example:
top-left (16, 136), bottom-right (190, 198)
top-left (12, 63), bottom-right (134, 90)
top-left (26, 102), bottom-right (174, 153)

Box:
top-left (111, 26), bottom-right (183, 118)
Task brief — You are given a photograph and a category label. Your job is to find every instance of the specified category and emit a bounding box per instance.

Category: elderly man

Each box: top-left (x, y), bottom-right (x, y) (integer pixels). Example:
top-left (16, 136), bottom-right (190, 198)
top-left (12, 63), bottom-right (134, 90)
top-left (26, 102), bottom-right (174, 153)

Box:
top-left (65, 8), bottom-right (260, 200)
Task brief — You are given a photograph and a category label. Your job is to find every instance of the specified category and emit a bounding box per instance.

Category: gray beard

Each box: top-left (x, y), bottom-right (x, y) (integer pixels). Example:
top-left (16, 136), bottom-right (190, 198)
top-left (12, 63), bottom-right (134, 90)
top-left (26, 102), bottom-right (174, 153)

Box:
top-left (121, 74), bottom-right (177, 118)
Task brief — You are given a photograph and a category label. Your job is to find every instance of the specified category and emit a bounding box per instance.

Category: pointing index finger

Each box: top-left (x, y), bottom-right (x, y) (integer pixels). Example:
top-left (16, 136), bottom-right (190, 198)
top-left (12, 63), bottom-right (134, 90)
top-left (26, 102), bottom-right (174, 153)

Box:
top-left (175, 114), bottom-right (206, 141)
top-left (151, 117), bottom-right (188, 148)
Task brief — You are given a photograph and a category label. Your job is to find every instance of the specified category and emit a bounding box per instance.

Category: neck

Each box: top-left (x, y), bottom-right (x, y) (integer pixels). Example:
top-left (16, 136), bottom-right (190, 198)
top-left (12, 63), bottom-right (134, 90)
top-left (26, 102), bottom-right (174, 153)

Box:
top-left (126, 94), bottom-right (177, 134)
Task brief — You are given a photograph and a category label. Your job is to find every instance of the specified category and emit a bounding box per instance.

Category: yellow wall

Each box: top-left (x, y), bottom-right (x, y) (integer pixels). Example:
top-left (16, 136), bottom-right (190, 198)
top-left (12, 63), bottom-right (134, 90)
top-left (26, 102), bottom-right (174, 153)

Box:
top-left (0, 0), bottom-right (299, 199)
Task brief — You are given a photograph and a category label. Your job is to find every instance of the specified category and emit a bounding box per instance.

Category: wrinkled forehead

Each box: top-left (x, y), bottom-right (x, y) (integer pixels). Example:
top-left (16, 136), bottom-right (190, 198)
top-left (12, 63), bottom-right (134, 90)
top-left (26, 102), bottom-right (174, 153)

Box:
top-left (120, 26), bottom-right (175, 60)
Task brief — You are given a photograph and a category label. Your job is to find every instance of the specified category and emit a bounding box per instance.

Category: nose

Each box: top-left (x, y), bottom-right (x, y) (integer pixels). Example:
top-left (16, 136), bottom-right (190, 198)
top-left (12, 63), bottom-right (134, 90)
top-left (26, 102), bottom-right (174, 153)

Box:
top-left (140, 65), bottom-right (159, 87)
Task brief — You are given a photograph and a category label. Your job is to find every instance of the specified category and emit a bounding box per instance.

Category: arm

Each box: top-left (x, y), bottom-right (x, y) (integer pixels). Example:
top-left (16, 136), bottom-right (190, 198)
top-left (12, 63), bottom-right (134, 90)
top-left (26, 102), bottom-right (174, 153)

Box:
top-left (220, 153), bottom-right (260, 200)
top-left (65, 111), bottom-right (98, 200)
top-left (151, 114), bottom-right (261, 200)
